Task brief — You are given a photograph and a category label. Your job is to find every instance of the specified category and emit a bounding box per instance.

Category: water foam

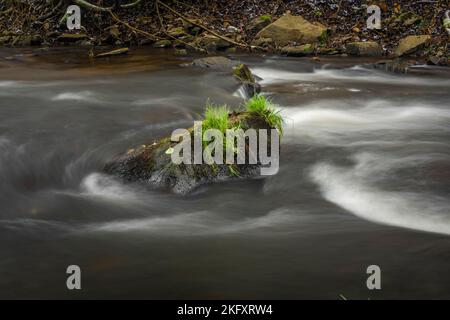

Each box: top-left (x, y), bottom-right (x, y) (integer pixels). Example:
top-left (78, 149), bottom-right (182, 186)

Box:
top-left (80, 173), bottom-right (140, 201)
top-left (281, 100), bottom-right (450, 146)
top-left (51, 90), bottom-right (102, 103)
top-left (251, 66), bottom-right (450, 87)
top-left (310, 155), bottom-right (450, 235)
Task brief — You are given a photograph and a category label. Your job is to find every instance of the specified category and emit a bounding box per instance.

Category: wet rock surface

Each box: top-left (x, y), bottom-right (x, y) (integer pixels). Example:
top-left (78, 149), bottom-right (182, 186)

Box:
top-left (346, 41), bottom-right (383, 57)
top-left (104, 112), bottom-right (273, 195)
top-left (394, 35), bottom-right (431, 57)
top-left (255, 14), bottom-right (328, 47)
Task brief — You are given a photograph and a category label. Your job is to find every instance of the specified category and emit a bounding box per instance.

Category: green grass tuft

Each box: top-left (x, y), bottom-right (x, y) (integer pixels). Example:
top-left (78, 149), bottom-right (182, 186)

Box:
top-left (203, 103), bottom-right (230, 134)
top-left (244, 94), bottom-right (283, 135)
top-left (260, 15), bottom-right (272, 22)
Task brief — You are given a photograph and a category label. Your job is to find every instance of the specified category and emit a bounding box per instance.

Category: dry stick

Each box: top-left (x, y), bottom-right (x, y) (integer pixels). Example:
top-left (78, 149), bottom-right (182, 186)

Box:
top-left (155, 1), bottom-right (205, 53)
top-left (73, 0), bottom-right (143, 11)
top-left (156, 0), bottom-right (251, 49)
top-left (109, 10), bottom-right (161, 40)
top-left (73, 0), bottom-right (111, 11)
top-left (121, 0), bottom-right (143, 9)
top-left (172, 0), bottom-right (200, 13)
top-left (155, 0), bottom-right (165, 32)
top-left (37, 0), bottom-right (63, 22)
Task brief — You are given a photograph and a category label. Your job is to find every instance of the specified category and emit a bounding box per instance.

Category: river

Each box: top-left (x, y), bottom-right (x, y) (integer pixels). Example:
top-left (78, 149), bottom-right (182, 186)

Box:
top-left (0, 47), bottom-right (449, 299)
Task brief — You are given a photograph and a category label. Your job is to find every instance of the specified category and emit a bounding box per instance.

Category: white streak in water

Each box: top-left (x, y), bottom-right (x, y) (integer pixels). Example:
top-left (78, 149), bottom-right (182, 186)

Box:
top-left (310, 153), bottom-right (450, 235)
top-left (51, 90), bottom-right (102, 103)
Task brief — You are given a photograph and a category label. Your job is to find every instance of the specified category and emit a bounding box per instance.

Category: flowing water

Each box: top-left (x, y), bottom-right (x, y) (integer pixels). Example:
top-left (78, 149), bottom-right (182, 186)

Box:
top-left (0, 48), bottom-right (449, 299)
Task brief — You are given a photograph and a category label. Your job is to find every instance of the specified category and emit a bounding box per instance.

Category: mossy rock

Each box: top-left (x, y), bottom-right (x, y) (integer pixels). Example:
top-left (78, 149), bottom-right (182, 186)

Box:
top-left (246, 15), bottom-right (273, 34)
top-left (255, 14), bottom-right (329, 47)
top-left (167, 27), bottom-right (186, 38)
top-left (346, 41), bottom-right (383, 57)
top-left (196, 35), bottom-right (231, 51)
top-left (394, 35), bottom-right (431, 57)
top-left (191, 57), bottom-right (260, 97)
top-left (233, 64), bottom-right (255, 82)
top-left (104, 112), bottom-right (275, 194)
top-left (233, 63), bottom-right (261, 97)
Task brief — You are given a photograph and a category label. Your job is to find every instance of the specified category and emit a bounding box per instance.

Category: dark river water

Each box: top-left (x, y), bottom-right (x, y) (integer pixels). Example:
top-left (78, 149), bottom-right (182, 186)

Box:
top-left (0, 48), bottom-right (449, 299)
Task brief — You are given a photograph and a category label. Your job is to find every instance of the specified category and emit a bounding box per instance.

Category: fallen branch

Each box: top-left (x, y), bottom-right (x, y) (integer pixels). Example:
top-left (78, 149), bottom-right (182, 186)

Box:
top-left (73, 0), bottom-right (143, 11)
top-left (73, 0), bottom-right (111, 11)
top-left (156, 0), bottom-right (250, 49)
top-left (109, 10), bottom-right (161, 40)
top-left (155, 1), bottom-right (205, 53)
top-left (37, 0), bottom-right (63, 22)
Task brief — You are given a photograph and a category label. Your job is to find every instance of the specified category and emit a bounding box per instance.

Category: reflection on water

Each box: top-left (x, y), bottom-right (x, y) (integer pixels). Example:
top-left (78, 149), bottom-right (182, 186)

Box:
top-left (0, 48), bottom-right (450, 299)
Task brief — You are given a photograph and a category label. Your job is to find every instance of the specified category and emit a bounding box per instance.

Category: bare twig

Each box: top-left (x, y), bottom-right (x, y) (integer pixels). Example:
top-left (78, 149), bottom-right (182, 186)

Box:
top-left (155, 1), bottom-right (205, 53)
top-left (109, 10), bottom-right (160, 40)
top-left (156, 0), bottom-right (250, 49)
top-left (73, 0), bottom-right (143, 11)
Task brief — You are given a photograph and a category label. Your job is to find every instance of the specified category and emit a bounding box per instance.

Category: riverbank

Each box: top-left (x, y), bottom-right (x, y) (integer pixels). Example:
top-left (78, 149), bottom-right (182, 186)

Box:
top-left (0, 1), bottom-right (448, 68)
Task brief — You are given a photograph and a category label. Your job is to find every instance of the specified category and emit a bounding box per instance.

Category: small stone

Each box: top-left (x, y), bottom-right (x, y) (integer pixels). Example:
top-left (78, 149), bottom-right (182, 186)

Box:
top-left (197, 35), bottom-right (231, 51)
top-left (174, 49), bottom-right (187, 56)
top-left (57, 33), bottom-right (89, 42)
top-left (226, 26), bottom-right (239, 33)
top-left (346, 41), bottom-right (383, 56)
top-left (153, 39), bottom-right (172, 48)
top-left (167, 27), bottom-right (185, 38)
top-left (108, 25), bottom-right (121, 39)
top-left (404, 16), bottom-right (421, 27)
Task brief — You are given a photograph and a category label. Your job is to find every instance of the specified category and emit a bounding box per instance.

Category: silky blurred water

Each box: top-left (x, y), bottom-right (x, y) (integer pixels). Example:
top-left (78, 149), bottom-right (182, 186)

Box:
top-left (0, 48), bottom-right (449, 299)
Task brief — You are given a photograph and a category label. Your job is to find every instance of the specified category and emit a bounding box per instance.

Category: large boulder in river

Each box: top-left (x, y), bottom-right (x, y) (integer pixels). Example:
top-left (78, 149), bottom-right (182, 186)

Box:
top-left (104, 111), bottom-right (276, 194)
top-left (346, 41), bottom-right (383, 56)
top-left (394, 35), bottom-right (431, 57)
top-left (255, 14), bottom-right (328, 47)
